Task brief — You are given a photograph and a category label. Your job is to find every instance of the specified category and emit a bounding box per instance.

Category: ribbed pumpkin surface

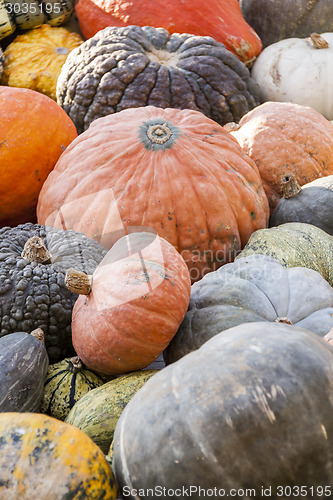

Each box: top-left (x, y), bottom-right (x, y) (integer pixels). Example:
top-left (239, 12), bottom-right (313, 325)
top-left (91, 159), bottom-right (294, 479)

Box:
top-left (37, 106), bottom-right (269, 282)
top-left (0, 412), bottom-right (117, 499)
top-left (40, 356), bottom-right (106, 421)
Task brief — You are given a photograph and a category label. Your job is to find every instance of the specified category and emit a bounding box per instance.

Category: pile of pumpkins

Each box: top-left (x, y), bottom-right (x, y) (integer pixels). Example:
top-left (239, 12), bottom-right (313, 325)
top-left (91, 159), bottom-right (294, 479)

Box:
top-left (1, 0), bottom-right (333, 498)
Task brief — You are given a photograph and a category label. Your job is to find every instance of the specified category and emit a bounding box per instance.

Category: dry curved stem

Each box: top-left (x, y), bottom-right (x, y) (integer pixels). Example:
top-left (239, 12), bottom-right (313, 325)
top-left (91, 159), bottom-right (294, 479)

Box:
top-left (65, 268), bottom-right (93, 295)
top-left (281, 173), bottom-right (302, 199)
top-left (21, 236), bottom-right (52, 264)
top-left (31, 328), bottom-right (45, 344)
top-left (67, 356), bottom-right (83, 373)
top-left (275, 317), bottom-right (293, 325)
top-left (310, 33), bottom-right (329, 49)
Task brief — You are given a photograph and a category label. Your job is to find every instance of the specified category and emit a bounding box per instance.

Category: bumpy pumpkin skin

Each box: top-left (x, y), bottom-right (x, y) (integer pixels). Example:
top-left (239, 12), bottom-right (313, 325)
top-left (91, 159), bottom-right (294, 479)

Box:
top-left (56, 25), bottom-right (260, 134)
top-left (113, 323), bottom-right (333, 494)
top-left (0, 86), bottom-right (77, 227)
top-left (0, 412), bottom-right (117, 499)
top-left (0, 223), bottom-right (107, 362)
top-left (75, 0), bottom-right (262, 64)
top-left (165, 253), bottom-right (333, 364)
top-left (231, 101), bottom-right (333, 212)
top-left (240, 0), bottom-right (333, 48)
top-left (40, 356), bottom-right (106, 421)
top-left (70, 232), bottom-right (191, 375)
top-left (0, 331), bottom-right (49, 412)
top-left (270, 174), bottom-right (333, 235)
top-left (237, 222), bottom-right (333, 287)
top-left (37, 106), bottom-right (269, 282)
top-left (1, 24), bottom-right (83, 101)
top-left (65, 370), bottom-right (158, 454)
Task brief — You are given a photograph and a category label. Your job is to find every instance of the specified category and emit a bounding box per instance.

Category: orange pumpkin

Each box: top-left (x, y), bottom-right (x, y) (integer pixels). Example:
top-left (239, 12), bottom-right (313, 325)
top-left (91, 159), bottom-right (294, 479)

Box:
top-left (0, 87), bottom-right (77, 227)
top-left (229, 101), bottom-right (333, 212)
top-left (66, 232), bottom-right (191, 375)
top-left (74, 0), bottom-right (262, 65)
top-left (36, 106), bottom-right (269, 282)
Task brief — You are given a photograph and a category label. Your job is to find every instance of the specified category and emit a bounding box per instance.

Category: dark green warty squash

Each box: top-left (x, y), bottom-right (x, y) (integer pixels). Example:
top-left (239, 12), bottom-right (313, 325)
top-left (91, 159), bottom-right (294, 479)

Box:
top-left (113, 322), bottom-right (333, 496)
top-left (236, 222), bottom-right (333, 287)
top-left (40, 356), bottom-right (106, 421)
top-left (65, 370), bottom-right (158, 454)
top-left (56, 25), bottom-right (259, 134)
top-left (270, 174), bottom-right (333, 235)
top-left (0, 223), bottom-right (107, 362)
top-left (0, 328), bottom-right (48, 412)
top-left (165, 253), bottom-right (333, 364)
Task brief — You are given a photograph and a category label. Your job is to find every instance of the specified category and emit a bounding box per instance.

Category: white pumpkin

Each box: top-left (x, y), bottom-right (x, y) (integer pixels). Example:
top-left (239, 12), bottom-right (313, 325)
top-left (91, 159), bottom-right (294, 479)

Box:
top-left (251, 32), bottom-right (333, 120)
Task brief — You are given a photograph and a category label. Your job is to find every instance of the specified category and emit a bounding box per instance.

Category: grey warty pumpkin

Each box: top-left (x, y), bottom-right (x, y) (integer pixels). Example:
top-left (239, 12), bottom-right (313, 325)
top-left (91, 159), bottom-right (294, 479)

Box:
top-left (56, 25), bottom-right (259, 134)
top-left (270, 174), bottom-right (333, 235)
top-left (236, 222), bottom-right (333, 287)
top-left (165, 253), bottom-right (333, 364)
top-left (240, 0), bottom-right (333, 48)
top-left (0, 328), bottom-right (49, 412)
top-left (0, 223), bottom-right (107, 362)
top-left (113, 322), bottom-right (333, 496)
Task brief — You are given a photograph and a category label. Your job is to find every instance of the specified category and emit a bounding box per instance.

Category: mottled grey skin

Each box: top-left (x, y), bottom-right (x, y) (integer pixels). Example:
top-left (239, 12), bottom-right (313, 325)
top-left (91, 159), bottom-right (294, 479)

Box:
top-left (165, 252), bottom-right (333, 364)
top-left (0, 223), bottom-right (107, 362)
top-left (57, 25), bottom-right (259, 134)
top-left (114, 323), bottom-right (333, 495)
top-left (240, 0), bottom-right (333, 48)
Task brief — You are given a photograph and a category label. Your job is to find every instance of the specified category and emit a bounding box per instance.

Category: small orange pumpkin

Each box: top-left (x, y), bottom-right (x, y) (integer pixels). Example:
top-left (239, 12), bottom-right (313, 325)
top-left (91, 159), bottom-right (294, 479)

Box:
top-left (66, 231), bottom-right (191, 375)
top-left (229, 101), bottom-right (333, 212)
top-left (0, 86), bottom-right (77, 227)
top-left (74, 0), bottom-right (262, 65)
top-left (36, 106), bottom-right (269, 282)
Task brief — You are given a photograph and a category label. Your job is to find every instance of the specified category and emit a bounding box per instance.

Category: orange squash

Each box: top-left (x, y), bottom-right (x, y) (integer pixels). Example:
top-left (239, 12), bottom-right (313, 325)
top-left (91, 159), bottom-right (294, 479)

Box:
top-left (0, 86), bottom-right (77, 228)
top-left (66, 231), bottom-right (191, 375)
top-left (0, 412), bottom-right (117, 499)
top-left (74, 0), bottom-right (262, 65)
top-left (36, 106), bottom-right (269, 282)
top-left (230, 101), bottom-right (333, 212)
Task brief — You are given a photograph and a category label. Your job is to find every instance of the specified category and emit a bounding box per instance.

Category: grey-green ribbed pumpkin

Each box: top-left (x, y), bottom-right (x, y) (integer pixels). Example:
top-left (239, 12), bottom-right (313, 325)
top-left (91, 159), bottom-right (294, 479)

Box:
top-left (236, 222), bottom-right (333, 286)
top-left (40, 356), bottom-right (107, 421)
top-left (165, 253), bottom-right (333, 364)
top-left (270, 174), bottom-right (333, 235)
top-left (65, 370), bottom-right (158, 454)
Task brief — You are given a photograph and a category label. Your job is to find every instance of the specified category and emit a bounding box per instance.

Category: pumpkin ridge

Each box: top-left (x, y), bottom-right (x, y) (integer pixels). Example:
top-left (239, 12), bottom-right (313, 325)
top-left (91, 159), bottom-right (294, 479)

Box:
top-left (46, 371), bottom-right (70, 413)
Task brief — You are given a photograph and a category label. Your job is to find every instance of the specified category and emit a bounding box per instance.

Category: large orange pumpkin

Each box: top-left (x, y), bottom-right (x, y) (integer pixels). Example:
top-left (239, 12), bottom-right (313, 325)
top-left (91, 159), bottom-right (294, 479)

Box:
top-left (66, 231), bottom-right (191, 375)
top-left (230, 101), bottom-right (333, 212)
top-left (0, 87), bottom-right (77, 227)
top-left (37, 106), bottom-right (269, 283)
top-left (74, 0), bottom-right (262, 66)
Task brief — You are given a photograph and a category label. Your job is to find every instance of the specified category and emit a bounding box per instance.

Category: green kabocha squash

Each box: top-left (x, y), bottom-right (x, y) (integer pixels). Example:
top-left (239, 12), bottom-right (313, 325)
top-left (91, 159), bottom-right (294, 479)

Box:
top-left (65, 370), bottom-right (158, 454)
top-left (270, 173), bottom-right (333, 235)
top-left (0, 0), bottom-right (75, 41)
top-left (56, 25), bottom-right (259, 134)
top-left (236, 222), bottom-right (333, 287)
top-left (40, 356), bottom-right (106, 421)
top-left (0, 328), bottom-right (48, 412)
top-left (0, 412), bottom-right (117, 499)
top-left (0, 223), bottom-right (107, 362)
top-left (240, 0), bottom-right (333, 48)
top-left (113, 322), bottom-right (333, 496)
top-left (165, 253), bottom-right (333, 364)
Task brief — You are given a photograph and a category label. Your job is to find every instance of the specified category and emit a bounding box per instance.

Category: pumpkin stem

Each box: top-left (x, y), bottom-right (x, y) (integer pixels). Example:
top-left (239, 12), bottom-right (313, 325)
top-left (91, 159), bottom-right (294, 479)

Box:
top-left (21, 236), bottom-right (52, 264)
top-left (147, 123), bottom-right (172, 144)
top-left (310, 33), bottom-right (329, 49)
top-left (65, 268), bottom-right (93, 295)
top-left (281, 173), bottom-right (302, 199)
top-left (67, 356), bottom-right (83, 373)
top-left (223, 122), bottom-right (241, 133)
top-left (275, 317), bottom-right (293, 325)
top-left (31, 328), bottom-right (45, 344)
